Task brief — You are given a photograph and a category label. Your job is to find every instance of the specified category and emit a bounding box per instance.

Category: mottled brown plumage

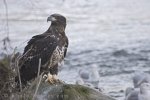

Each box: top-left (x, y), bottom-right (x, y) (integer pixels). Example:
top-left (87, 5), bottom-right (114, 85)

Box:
top-left (15, 14), bottom-right (68, 86)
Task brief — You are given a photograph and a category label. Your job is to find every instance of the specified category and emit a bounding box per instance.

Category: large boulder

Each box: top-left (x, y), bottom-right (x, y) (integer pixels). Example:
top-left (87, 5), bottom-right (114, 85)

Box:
top-left (11, 76), bottom-right (115, 100)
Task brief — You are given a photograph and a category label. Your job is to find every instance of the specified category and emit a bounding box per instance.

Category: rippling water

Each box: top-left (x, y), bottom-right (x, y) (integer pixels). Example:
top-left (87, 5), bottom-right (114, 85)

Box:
top-left (0, 0), bottom-right (150, 99)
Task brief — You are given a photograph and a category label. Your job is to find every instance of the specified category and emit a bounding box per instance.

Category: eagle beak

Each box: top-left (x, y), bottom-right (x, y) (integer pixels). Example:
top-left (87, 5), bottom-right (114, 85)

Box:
top-left (47, 16), bottom-right (56, 22)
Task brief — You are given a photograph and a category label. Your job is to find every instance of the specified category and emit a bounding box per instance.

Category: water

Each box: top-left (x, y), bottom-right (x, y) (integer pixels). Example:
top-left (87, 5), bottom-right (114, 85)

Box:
top-left (1, 0), bottom-right (150, 99)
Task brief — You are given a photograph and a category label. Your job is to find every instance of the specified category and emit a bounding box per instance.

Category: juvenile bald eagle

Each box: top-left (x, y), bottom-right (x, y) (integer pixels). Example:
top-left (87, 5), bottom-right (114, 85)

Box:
top-left (15, 14), bottom-right (68, 86)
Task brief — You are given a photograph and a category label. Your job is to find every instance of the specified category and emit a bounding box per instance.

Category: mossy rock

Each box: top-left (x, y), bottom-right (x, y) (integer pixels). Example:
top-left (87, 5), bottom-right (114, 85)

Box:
top-left (11, 77), bottom-right (116, 100)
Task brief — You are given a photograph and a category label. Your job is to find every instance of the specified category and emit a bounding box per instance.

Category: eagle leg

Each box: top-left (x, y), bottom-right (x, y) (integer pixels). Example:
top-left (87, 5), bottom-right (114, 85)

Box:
top-left (44, 73), bottom-right (55, 84)
top-left (52, 74), bottom-right (63, 83)
top-left (44, 73), bottom-right (63, 84)
top-left (44, 73), bottom-right (64, 84)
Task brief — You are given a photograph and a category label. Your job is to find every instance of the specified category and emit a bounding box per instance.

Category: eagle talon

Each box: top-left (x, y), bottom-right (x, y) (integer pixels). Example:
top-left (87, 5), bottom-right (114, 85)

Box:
top-left (54, 79), bottom-right (61, 83)
top-left (54, 79), bottom-right (65, 84)
top-left (45, 73), bottom-right (55, 84)
top-left (44, 73), bottom-right (62, 84)
top-left (52, 74), bottom-right (61, 84)
top-left (43, 74), bottom-right (48, 80)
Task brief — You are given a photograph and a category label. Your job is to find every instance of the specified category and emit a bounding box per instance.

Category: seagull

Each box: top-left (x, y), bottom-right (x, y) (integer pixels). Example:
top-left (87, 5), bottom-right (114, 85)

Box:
top-left (138, 83), bottom-right (150, 100)
top-left (133, 72), bottom-right (150, 88)
top-left (125, 87), bottom-right (139, 100)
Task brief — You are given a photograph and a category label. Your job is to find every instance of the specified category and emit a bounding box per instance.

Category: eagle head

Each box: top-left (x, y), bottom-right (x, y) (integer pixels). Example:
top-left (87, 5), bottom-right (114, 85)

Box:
top-left (47, 14), bottom-right (66, 25)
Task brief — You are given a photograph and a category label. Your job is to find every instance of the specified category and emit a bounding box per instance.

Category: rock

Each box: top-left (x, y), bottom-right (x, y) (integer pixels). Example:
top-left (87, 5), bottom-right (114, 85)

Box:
top-left (112, 49), bottom-right (129, 57)
top-left (11, 76), bottom-right (116, 100)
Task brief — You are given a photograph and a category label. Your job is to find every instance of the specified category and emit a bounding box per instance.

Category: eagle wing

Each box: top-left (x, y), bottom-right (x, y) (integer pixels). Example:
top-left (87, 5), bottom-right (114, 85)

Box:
top-left (23, 35), bottom-right (44, 54)
top-left (19, 35), bottom-right (58, 78)
top-left (20, 34), bottom-right (59, 66)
